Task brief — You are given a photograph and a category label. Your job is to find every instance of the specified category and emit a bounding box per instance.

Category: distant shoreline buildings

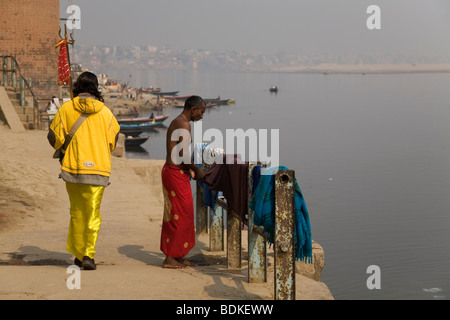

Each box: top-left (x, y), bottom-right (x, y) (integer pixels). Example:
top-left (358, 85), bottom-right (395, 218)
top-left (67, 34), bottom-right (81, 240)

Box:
top-left (73, 44), bottom-right (450, 74)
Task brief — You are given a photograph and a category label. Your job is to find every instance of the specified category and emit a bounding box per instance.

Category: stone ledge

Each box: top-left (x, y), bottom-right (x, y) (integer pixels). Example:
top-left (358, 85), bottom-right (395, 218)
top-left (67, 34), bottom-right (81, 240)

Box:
top-left (295, 240), bottom-right (325, 281)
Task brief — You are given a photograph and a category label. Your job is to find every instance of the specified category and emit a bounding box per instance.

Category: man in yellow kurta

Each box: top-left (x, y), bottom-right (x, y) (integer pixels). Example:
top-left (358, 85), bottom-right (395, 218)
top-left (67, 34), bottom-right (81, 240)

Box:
top-left (47, 72), bottom-right (120, 270)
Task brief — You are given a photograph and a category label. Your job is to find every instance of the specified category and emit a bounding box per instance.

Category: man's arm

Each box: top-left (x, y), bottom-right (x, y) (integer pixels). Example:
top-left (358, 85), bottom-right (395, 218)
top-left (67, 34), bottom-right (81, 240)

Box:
top-left (183, 163), bottom-right (205, 181)
top-left (47, 129), bottom-right (56, 148)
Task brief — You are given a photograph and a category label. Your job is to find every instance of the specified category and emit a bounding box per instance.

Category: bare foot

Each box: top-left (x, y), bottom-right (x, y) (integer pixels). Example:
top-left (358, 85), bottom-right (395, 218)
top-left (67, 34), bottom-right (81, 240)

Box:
top-left (176, 257), bottom-right (197, 267)
top-left (162, 256), bottom-right (188, 269)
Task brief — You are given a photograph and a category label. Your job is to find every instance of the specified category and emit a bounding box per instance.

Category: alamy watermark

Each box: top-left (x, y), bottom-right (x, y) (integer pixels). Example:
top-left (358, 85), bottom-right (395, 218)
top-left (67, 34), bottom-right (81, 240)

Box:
top-left (366, 5), bottom-right (381, 30)
top-left (171, 122), bottom-right (279, 172)
top-left (64, 4), bottom-right (380, 31)
top-left (66, 265), bottom-right (81, 290)
top-left (366, 265), bottom-right (381, 290)
top-left (65, 5), bottom-right (81, 30)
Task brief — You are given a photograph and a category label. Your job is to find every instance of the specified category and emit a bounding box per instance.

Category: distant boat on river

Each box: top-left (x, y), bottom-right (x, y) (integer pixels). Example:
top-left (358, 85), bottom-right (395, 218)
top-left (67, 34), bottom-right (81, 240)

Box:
top-left (269, 85), bottom-right (278, 93)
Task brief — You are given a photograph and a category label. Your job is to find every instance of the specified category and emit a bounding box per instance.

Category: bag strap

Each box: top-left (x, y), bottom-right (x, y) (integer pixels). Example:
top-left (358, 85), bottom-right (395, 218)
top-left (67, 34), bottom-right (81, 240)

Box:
top-left (62, 113), bottom-right (89, 150)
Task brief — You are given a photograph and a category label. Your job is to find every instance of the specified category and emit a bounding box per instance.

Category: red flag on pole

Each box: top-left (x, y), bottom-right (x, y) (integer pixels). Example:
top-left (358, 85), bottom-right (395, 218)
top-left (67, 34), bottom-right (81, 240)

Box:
top-left (55, 39), bottom-right (71, 86)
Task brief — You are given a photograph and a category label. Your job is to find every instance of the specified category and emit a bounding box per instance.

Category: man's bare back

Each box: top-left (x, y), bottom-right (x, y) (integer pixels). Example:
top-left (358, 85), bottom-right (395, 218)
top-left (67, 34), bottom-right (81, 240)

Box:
top-left (165, 114), bottom-right (191, 168)
top-left (165, 106), bottom-right (206, 181)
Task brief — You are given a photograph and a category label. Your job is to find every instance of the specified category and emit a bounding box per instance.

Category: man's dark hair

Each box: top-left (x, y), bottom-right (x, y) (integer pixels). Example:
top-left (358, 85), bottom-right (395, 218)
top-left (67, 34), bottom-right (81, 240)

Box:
top-left (73, 71), bottom-right (104, 102)
top-left (184, 95), bottom-right (205, 110)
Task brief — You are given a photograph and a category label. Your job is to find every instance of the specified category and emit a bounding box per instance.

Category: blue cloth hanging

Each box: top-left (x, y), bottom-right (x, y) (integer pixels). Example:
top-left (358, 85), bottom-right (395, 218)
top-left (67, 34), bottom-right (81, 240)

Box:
top-left (252, 165), bottom-right (261, 195)
top-left (249, 166), bottom-right (313, 263)
top-left (198, 181), bottom-right (221, 209)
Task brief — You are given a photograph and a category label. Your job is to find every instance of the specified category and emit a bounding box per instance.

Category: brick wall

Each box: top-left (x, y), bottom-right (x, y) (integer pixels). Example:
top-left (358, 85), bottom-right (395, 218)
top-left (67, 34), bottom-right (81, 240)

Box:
top-left (0, 0), bottom-right (60, 99)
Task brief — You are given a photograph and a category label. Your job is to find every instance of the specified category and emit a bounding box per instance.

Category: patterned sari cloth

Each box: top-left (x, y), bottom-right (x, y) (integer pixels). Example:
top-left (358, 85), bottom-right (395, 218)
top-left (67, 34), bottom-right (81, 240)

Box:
top-left (160, 163), bottom-right (195, 258)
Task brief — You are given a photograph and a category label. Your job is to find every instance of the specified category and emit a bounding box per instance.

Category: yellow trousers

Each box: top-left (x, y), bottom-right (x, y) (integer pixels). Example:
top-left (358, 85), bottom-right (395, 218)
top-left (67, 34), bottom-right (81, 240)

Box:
top-left (66, 182), bottom-right (105, 261)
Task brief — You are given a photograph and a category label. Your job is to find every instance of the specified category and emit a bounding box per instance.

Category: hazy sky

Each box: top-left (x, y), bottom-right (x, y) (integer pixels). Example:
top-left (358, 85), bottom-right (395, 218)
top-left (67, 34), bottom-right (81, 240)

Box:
top-left (60, 0), bottom-right (450, 56)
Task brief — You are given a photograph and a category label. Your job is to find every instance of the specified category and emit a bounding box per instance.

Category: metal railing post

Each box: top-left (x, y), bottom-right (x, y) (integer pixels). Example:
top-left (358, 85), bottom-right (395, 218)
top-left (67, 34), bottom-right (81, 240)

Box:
top-left (196, 182), bottom-right (208, 235)
top-left (274, 169), bottom-right (296, 300)
top-left (11, 56), bottom-right (16, 88)
top-left (227, 210), bottom-right (241, 269)
top-left (248, 163), bottom-right (267, 283)
top-left (195, 163), bottom-right (298, 299)
top-left (209, 202), bottom-right (224, 251)
top-left (3, 56), bottom-right (8, 86)
top-left (19, 78), bottom-right (25, 106)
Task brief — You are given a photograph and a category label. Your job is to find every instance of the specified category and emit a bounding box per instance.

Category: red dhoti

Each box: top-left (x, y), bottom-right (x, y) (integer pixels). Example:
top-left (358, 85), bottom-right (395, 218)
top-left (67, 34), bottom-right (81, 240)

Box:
top-left (160, 163), bottom-right (195, 258)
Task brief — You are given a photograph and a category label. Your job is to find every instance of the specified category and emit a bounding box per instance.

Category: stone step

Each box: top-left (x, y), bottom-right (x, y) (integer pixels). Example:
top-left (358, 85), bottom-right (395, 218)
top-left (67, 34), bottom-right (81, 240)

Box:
top-left (14, 106), bottom-right (34, 115)
top-left (17, 113), bottom-right (35, 123)
top-left (2, 87), bottom-right (40, 130)
top-left (0, 87), bottom-right (26, 132)
top-left (6, 89), bottom-right (34, 105)
top-left (10, 99), bottom-right (22, 107)
top-left (6, 90), bottom-right (19, 98)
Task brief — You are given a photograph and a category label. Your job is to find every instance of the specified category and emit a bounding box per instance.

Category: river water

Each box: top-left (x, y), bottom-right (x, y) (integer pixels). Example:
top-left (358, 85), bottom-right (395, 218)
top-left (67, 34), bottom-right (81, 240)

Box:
top-left (112, 68), bottom-right (450, 300)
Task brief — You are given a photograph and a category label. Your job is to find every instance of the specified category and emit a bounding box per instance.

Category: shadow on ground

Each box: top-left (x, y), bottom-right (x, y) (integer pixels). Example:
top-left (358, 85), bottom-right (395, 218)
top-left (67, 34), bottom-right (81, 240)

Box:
top-left (117, 244), bottom-right (165, 267)
top-left (117, 243), bottom-right (264, 299)
top-left (0, 245), bottom-right (71, 266)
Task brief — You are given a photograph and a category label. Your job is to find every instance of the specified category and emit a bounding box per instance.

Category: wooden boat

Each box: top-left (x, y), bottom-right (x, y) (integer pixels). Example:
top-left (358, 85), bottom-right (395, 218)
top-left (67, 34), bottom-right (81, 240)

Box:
top-left (150, 91), bottom-right (179, 96)
top-left (141, 87), bottom-right (161, 94)
top-left (118, 114), bottom-right (169, 125)
top-left (125, 135), bottom-right (149, 147)
top-left (203, 98), bottom-right (232, 105)
top-left (166, 95), bottom-right (192, 101)
top-left (119, 122), bottom-right (157, 137)
top-left (173, 102), bottom-right (217, 108)
top-left (170, 96), bottom-right (234, 105)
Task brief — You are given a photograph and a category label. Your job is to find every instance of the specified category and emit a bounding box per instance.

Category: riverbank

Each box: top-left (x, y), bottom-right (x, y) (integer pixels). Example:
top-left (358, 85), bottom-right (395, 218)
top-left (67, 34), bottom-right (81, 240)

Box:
top-left (0, 123), bottom-right (333, 300)
top-left (269, 63), bottom-right (450, 74)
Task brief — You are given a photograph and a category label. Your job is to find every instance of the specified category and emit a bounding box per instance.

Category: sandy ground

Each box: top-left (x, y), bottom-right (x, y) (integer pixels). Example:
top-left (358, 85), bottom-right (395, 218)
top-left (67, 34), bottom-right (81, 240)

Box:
top-left (0, 123), bottom-right (333, 300)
